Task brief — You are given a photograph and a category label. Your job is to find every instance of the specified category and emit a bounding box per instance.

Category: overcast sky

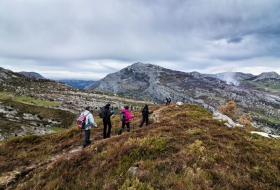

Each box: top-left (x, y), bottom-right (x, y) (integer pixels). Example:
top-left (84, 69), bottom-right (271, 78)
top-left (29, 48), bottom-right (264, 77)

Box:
top-left (0, 0), bottom-right (280, 80)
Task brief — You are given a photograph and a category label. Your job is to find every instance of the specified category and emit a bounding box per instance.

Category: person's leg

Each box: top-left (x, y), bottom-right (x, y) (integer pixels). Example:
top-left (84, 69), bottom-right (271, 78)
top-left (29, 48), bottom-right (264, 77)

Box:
top-left (145, 115), bottom-right (149, 126)
top-left (103, 122), bottom-right (107, 139)
top-left (118, 122), bottom-right (125, 135)
top-left (107, 122), bottom-right (112, 138)
top-left (139, 115), bottom-right (145, 127)
top-left (83, 129), bottom-right (91, 147)
top-left (126, 123), bottom-right (130, 132)
top-left (88, 129), bottom-right (91, 144)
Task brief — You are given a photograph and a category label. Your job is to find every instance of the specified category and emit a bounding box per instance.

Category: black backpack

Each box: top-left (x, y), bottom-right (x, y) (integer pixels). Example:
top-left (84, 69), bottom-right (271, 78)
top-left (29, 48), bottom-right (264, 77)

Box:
top-left (142, 108), bottom-right (148, 115)
top-left (99, 108), bottom-right (106, 118)
top-left (120, 111), bottom-right (127, 121)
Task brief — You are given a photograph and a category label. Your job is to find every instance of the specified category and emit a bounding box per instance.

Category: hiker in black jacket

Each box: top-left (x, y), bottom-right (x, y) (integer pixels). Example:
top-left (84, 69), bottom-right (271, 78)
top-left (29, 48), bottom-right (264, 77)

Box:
top-left (139, 105), bottom-right (153, 127)
top-left (103, 104), bottom-right (114, 139)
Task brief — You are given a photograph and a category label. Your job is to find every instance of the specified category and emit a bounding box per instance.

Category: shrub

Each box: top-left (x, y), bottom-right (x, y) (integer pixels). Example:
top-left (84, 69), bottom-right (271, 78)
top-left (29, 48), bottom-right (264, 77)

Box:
top-left (119, 177), bottom-right (154, 190)
top-left (217, 100), bottom-right (237, 117)
top-left (238, 114), bottom-right (252, 127)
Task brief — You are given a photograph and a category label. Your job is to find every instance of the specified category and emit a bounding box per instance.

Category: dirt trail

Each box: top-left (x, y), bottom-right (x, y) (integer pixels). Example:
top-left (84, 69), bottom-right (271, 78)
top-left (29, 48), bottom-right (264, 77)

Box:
top-left (152, 105), bottom-right (169, 123)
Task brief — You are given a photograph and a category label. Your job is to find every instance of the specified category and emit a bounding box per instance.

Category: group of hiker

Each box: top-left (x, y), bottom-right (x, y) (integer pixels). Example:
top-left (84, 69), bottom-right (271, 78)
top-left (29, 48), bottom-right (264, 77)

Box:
top-left (166, 97), bottom-right (171, 106)
top-left (79, 104), bottom-right (153, 148)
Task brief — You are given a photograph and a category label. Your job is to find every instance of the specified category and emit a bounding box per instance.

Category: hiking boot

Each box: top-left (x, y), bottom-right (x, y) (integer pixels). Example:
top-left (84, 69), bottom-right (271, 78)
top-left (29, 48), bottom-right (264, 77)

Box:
top-left (118, 128), bottom-right (123, 135)
top-left (127, 128), bottom-right (130, 132)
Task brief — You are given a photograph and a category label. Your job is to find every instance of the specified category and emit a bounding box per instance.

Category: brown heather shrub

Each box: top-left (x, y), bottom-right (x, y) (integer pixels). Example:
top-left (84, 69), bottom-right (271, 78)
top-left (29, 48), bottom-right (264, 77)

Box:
top-left (217, 100), bottom-right (237, 117)
top-left (238, 113), bottom-right (252, 126)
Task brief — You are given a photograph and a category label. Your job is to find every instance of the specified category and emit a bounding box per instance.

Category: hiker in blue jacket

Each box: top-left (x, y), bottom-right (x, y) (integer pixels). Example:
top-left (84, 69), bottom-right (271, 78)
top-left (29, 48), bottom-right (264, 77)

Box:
top-left (82, 106), bottom-right (97, 148)
top-left (102, 103), bottom-right (115, 139)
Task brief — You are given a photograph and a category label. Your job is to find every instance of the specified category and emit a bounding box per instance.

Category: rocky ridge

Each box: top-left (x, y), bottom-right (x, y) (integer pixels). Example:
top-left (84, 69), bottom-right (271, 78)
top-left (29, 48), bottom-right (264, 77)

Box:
top-left (252, 71), bottom-right (280, 81)
top-left (18, 71), bottom-right (45, 79)
top-left (86, 63), bottom-right (280, 134)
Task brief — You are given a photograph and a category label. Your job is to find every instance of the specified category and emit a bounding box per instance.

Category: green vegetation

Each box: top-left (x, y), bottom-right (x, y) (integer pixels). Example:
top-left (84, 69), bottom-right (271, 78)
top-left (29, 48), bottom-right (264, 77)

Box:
top-left (251, 111), bottom-right (280, 124)
top-left (50, 127), bottom-right (67, 133)
top-left (1, 103), bottom-right (279, 189)
top-left (0, 92), bottom-right (14, 100)
top-left (241, 80), bottom-right (280, 93)
top-left (0, 92), bottom-right (61, 107)
top-left (13, 96), bottom-right (61, 107)
top-left (0, 99), bottom-right (76, 140)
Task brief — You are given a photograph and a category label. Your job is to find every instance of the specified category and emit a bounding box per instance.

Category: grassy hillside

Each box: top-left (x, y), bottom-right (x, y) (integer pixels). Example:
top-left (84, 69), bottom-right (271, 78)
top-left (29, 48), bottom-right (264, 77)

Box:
top-left (0, 104), bottom-right (280, 189)
top-left (0, 93), bottom-right (76, 140)
top-left (241, 79), bottom-right (280, 93)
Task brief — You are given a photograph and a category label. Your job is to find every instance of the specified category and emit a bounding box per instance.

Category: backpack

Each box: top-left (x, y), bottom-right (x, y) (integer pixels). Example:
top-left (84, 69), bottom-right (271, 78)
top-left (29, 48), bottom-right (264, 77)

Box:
top-left (120, 111), bottom-right (127, 122)
top-left (77, 112), bottom-right (89, 130)
top-left (99, 108), bottom-right (106, 118)
top-left (142, 108), bottom-right (148, 114)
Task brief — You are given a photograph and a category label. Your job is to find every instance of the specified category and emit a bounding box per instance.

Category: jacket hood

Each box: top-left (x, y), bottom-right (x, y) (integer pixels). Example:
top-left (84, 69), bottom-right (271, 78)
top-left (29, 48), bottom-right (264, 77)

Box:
top-left (123, 108), bottom-right (129, 113)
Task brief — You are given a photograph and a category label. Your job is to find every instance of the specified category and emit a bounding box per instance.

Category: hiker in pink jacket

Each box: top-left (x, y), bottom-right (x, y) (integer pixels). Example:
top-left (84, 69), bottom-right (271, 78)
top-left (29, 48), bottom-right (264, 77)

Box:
top-left (118, 106), bottom-right (134, 135)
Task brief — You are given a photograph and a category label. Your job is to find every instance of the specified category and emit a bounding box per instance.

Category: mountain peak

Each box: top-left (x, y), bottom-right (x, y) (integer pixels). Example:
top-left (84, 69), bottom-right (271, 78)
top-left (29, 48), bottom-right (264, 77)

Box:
top-left (128, 62), bottom-right (163, 70)
top-left (18, 71), bottom-right (45, 79)
top-left (254, 71), bottom-right (280, 81)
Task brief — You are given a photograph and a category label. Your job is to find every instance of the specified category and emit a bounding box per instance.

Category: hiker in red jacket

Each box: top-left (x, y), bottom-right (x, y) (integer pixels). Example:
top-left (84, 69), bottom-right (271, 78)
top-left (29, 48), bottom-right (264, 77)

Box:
top-left (118, 106), bottom-right (134, 135)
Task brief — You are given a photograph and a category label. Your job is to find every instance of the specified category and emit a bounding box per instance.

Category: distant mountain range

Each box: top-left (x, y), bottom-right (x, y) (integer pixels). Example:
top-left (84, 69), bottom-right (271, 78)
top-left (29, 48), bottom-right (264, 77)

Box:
top-left (55, 79), bottom-right (96, 89)
top-left (207, 71), bottom-right (280, 85)
top-left (17, 71), bottom-right (95, 89)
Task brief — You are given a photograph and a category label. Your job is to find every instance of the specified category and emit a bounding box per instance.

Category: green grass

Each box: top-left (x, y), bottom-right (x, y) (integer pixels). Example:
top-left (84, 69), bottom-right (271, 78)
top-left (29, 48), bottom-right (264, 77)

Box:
top-left (0, 99), bottom-right (76, 141)
top-left (0, 92), bottom-right (61, 107)
top-left (0, 92), bottom-right (14, 100)
top-left (251, 111), bottom-right (280, 124)
top-left (242, 80), bottom-right (280, 93)
top-left (12, 96), bottom-right (61, 107)
top-left (50, 127), bottom-right (67, 133)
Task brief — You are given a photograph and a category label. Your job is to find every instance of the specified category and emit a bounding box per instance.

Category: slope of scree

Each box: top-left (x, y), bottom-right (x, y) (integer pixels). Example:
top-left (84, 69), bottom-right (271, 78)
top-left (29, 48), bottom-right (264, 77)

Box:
top-left (0, 104), bottom-right (280, 190)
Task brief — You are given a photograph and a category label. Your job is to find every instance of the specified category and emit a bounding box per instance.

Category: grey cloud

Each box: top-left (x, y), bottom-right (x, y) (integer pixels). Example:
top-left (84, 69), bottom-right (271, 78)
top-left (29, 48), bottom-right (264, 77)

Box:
top-left (227, 38), bottom-right (243, 44)
top-left (0, 0), bottom-right (280, 79)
